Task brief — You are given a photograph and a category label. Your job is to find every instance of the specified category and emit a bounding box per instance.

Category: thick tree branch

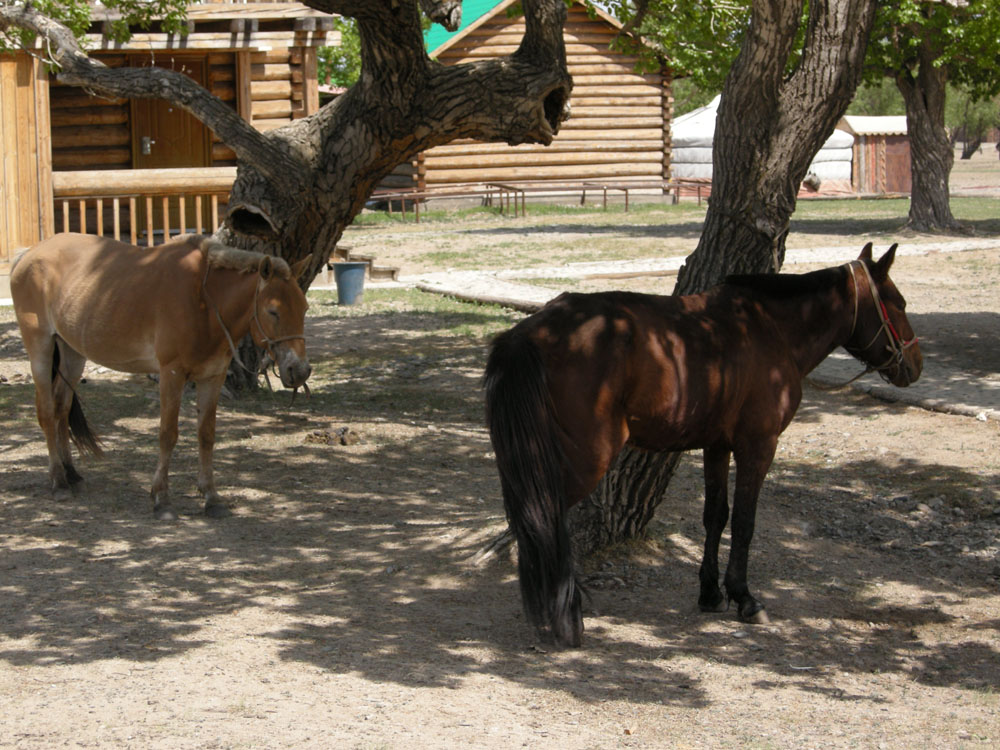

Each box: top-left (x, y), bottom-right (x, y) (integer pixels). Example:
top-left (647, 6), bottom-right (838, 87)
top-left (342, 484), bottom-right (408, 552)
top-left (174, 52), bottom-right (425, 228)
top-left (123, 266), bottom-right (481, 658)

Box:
top-left (0, 1), bottom-right (303, 188)
top-left (304, 0), bottom-right (462, 29)
top-left (419, 0), bottom-right (463, 30)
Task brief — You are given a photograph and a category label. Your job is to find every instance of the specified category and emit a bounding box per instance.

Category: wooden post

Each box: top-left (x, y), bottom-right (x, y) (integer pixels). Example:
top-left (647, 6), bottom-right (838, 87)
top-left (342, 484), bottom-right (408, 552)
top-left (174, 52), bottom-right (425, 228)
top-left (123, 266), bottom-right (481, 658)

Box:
top-left (129, 197), bottom-right (138, 245)
top-left (301, 47), bottom-right (319, 116)
top-left (145, 196), bottom-right (154, 246)
top-left (33, 55), bottom-right (54, 242)
top-left (236, 51), bottom-right (253, 124)
top-left (661, 65), bottom-right (673, 186)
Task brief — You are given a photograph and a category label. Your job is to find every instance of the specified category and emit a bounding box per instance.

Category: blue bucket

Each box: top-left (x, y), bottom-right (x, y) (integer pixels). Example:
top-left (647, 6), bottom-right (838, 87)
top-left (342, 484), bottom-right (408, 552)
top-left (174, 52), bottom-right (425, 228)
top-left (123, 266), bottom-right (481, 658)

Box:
top-left (332, 262), bottom-right (367, 305)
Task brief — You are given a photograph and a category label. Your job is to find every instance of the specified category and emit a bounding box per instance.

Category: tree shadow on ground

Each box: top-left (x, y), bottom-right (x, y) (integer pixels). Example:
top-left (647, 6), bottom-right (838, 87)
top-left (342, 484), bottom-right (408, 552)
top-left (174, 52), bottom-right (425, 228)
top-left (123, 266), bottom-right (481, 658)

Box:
top-left (1, 300), bottom-right (997, 710)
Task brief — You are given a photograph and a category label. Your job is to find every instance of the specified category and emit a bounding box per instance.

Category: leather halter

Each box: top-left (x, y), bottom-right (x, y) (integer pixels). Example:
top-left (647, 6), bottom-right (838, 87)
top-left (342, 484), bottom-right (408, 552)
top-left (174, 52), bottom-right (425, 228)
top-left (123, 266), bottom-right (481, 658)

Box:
top-left (202, 264), bottom-right (305, 375)
top-left (843, 260), bottom-right (919, 383)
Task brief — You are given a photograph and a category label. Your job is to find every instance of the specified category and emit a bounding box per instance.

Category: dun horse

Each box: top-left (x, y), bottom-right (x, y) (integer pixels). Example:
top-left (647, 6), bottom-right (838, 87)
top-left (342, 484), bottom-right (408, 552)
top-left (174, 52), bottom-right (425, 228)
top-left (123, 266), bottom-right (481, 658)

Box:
top-left (11, 232), bottom-right (312, 519)
top-left (485, 243), bottom-right (922, 647)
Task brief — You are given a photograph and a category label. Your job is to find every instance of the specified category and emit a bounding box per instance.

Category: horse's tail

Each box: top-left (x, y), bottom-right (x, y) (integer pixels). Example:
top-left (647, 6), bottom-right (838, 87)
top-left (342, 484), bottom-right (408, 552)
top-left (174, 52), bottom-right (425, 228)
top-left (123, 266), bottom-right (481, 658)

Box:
top-left (484, 329), bottom-right (582, 647)
top-left (53, 342), bottom-right (102, 457)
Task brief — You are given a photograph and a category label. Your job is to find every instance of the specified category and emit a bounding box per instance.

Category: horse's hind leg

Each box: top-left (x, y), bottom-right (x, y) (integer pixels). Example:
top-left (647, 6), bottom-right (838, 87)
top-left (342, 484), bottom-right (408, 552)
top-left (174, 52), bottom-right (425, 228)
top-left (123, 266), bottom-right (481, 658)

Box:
top-left (698, 443), bottom-right (731, 613)
top-left (52, 340), bottom-right (87, 488)
top-left (725, 438), bottom-right (778, 624)
top-left (195, 374), bottom-right (231, 518)
top-left (21, 333), bottom-right (72, 499)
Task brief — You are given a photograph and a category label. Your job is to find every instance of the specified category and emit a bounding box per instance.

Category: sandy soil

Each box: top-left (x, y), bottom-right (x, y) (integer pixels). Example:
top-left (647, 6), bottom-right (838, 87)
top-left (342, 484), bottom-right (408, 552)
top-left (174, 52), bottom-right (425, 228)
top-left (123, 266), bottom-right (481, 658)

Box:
top-left (1, 222), bottom-right (999, 747)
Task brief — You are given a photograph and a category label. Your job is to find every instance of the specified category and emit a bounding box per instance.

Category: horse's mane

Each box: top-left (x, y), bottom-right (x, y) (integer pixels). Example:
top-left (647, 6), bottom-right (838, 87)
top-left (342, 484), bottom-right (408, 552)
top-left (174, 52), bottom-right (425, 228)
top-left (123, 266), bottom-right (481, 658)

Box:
top-left (724, 266), bottom-right (846, 299)
top-left (198, 237), bottom-right (291, 279)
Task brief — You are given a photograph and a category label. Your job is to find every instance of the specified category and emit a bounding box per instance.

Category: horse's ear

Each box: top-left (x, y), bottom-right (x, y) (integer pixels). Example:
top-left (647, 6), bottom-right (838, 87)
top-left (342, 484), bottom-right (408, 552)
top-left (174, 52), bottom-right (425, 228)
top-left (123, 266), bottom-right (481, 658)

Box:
top-left (874, 243), bottom-right (898, 280)
top-left (291, 257), bottom-right (310, 282)
top-left (258, 256), bottom-right (275, 281)
top-left (858, 242), bottom-right (873, 261)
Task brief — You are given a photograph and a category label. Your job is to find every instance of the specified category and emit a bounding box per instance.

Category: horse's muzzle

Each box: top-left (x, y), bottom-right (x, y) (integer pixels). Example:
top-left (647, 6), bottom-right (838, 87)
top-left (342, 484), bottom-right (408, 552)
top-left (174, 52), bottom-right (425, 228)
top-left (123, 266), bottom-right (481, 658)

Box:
top-left (277, 349), bottom-right (311, 389)
top-left (886, 344), bottom-right (922, 387)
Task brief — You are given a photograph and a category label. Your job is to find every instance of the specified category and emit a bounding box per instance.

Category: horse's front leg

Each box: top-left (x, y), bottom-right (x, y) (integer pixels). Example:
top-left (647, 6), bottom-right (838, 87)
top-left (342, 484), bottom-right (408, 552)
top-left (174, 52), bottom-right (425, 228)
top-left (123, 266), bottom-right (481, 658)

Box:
top-left (195, 374), bottom-right (231, 518)
top-left (699, 442), bottom-right (731, 613)
top-left (725, 438), bottom-right (778, 624)
top-left (151, 367), bottom-right (186, 520)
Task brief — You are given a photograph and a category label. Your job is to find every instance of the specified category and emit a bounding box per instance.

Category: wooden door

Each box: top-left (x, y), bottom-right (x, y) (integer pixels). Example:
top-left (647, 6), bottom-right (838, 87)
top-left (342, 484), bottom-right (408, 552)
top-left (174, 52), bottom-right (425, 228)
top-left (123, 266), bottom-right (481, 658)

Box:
top-left (130, 54), bottom-right (211, 237)
top-left (884, 136), bottom-right (912, 194)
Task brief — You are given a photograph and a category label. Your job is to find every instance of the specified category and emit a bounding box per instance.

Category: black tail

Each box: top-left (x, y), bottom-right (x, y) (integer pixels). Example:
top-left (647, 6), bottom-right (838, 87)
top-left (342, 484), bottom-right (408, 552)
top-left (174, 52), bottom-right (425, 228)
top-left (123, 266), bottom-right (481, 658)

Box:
top-left (484, 329), bottom-right (582, 647)
top-left (52, 343), bottom-right (102, 457)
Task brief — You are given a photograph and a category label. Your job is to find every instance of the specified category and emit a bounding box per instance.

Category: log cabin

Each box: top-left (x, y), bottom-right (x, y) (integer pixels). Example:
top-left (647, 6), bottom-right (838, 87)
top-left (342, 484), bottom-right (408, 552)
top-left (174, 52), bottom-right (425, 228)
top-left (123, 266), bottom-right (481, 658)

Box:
top-left (416, 0), bottom-right (674, 195)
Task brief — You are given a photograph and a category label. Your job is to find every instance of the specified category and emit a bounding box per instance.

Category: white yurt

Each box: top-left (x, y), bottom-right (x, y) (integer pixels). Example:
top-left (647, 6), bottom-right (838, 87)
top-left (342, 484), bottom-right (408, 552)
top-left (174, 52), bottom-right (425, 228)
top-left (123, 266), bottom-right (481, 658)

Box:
top-left (671, 96), bottom-right (855, 192)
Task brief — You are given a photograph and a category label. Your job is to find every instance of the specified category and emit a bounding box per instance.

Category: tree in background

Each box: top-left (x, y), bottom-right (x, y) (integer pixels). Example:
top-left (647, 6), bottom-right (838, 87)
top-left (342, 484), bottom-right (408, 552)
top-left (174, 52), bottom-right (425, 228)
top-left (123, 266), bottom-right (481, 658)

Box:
top-left (317, 18), bottom-right (361, 88)
top-left (946, 89), bottom-right (1000, 160)
top-left (863, 0), bottom-right (1000, 231)
top-left (847, 79), bottom-right (905, 116)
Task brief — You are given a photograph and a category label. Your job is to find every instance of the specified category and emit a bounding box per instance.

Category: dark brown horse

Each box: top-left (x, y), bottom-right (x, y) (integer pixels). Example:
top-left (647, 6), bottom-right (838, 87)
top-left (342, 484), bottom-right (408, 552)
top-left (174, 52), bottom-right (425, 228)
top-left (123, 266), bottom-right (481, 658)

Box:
top-left (484, 243), bottom-right (922, 647)
top-left (11, 232), bottom-right (311, 520)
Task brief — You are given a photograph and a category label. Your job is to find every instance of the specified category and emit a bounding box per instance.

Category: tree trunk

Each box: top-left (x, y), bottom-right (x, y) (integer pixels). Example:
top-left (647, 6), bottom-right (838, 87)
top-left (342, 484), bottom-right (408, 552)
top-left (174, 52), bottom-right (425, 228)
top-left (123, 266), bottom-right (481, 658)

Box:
top-left (895, 43), bottom-right (964, 232)
top-left (960, 138), bottom-right (983, 160)
top-left (575, 0), bottom-right (877, 557)
top-left (570, 448), bottom-right (682, 554)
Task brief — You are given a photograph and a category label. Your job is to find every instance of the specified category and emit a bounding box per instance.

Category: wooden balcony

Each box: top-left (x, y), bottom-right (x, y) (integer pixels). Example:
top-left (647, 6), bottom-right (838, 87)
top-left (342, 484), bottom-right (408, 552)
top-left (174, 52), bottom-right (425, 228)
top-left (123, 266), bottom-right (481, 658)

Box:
top-left (51, 167), bottom-right (237, 246)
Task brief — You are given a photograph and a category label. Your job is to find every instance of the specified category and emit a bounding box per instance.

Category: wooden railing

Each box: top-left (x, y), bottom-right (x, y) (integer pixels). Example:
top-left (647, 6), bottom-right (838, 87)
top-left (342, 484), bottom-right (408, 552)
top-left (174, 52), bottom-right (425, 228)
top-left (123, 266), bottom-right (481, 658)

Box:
top-left (51, 167), bottom-right (237, 247)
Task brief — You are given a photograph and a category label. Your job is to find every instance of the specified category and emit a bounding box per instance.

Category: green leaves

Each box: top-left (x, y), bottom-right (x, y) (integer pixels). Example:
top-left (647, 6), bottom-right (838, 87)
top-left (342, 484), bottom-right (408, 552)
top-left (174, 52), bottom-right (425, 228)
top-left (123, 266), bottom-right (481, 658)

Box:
top-left (1, 0), bottom-right (189, 52)
top-left (866, 0), bottom-right (1000, 100)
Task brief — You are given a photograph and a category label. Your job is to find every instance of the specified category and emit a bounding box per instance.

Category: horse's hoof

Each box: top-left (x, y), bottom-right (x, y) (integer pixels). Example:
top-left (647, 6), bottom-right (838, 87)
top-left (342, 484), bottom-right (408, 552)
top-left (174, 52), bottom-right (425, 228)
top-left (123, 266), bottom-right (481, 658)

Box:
top-left (154, 506), bottom-right (178, 521)
top-left (65, 465), bottom-right (85, 486)
top-left (739, 603), bottom-right (770, 624)
top-left (699, 597), bottom-right (728, 613)
top-left (53, 487), bottom-right (73, 503)
top-left (204, 502), bottom-right (232, 519)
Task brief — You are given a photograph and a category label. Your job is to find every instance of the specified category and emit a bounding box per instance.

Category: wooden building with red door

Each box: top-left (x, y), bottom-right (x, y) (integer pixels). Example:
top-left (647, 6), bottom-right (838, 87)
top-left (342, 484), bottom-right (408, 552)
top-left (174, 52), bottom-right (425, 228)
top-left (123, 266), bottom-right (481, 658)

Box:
top-left (838, 115), bottom-right (912, 195)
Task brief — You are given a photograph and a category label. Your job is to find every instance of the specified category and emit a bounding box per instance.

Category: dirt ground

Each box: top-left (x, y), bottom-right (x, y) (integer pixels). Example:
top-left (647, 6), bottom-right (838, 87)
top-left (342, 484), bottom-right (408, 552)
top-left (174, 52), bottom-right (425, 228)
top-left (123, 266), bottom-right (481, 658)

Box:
top-left (2, 213), bottom-right (1000, 747)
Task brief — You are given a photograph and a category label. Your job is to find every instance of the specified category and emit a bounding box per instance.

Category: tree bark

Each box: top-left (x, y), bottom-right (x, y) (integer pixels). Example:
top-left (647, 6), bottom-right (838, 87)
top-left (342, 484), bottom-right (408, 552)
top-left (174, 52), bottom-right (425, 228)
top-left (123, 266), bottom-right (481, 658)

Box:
top-left (570, 448), bottom-right (681, 554)
top-left (895, 41), bottom-right (965, 232)
top-left (574, 0), bottom-right (877, 557)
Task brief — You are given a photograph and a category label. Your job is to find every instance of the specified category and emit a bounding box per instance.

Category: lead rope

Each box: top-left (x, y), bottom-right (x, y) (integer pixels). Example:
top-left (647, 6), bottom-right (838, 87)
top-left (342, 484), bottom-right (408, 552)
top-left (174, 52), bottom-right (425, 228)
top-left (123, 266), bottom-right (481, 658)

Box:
top-left (203, 263), bottom-right (256, 375)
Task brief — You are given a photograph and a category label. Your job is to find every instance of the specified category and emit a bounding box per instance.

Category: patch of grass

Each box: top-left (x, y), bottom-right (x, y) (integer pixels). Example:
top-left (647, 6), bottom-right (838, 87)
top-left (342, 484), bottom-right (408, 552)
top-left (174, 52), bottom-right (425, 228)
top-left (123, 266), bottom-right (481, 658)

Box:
top-left (308, 288), bottom-right (523, 339)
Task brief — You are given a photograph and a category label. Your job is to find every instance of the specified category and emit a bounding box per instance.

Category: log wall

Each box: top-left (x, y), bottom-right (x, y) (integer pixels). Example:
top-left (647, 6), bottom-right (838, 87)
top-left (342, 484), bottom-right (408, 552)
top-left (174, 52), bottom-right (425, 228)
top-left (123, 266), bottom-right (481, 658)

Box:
top-left (48, 45), bottom-right (321, 171)
top-left (422, 3), bottom-right (672, 189)
top-left (1, 53), bottom-right (53, 266)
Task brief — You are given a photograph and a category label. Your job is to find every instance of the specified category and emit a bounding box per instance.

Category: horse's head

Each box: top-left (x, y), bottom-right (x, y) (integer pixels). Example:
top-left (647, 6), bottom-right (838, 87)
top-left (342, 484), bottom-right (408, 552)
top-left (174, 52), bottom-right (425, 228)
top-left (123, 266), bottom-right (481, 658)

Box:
top-left (252, 256), bottom-right (312, 389)
top-left (847, 243), bottom-right (922, 387)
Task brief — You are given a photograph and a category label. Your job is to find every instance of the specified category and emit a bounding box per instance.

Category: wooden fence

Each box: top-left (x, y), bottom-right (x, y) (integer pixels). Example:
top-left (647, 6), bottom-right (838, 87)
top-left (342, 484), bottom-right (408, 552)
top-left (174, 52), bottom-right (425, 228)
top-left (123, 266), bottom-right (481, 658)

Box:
top-left (51, 167), bottom-right (236, 246)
